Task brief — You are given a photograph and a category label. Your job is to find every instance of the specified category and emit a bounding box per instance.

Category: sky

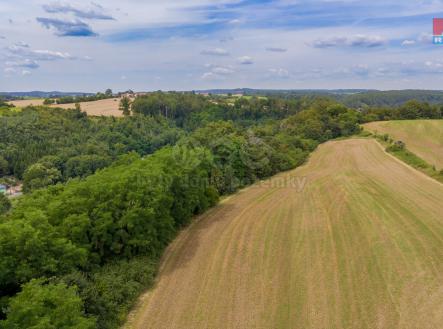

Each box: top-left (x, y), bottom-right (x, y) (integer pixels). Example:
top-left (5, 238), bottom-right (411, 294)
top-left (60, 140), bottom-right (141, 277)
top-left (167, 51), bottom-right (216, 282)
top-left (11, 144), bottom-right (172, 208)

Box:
top-left (1, 0), bottom-right (443, 92)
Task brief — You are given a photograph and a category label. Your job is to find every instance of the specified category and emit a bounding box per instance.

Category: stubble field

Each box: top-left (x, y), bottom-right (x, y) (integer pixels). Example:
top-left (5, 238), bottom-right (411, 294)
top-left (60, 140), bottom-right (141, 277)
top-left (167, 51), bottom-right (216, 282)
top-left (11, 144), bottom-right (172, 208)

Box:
top-left (126, 138), bottom-right (443, 329)
top-left (364, 120), bottom-right (443, 170)
top-left (9, 98), bottom-right (123, 117)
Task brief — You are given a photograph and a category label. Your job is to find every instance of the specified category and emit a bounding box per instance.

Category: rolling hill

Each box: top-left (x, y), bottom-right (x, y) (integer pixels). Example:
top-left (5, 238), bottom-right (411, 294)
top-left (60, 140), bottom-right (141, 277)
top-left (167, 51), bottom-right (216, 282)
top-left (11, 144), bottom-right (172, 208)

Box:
top-left (364, 120), bottom-right (443, 170)
top-left (126, 139), bottom-right (443, 329)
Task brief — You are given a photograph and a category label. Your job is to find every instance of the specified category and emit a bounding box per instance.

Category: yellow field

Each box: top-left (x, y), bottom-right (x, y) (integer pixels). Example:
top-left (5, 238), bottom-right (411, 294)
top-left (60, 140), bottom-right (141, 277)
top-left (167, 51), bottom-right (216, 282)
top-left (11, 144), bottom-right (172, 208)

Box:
top-left (53, 98), bottom-right (122, 117)
top-left (9, 99), bottom-right (45, 107)
top-left (126, 138), bottom-right (443, 329)
top-left (9, 98), bottom-right (123, 117)
top-left (364, 120), bottom-right (443, 170)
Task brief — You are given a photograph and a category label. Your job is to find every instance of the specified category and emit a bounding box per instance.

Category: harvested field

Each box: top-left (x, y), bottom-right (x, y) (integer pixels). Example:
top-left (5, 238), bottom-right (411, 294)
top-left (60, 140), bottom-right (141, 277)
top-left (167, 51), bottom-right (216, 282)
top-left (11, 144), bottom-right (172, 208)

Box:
top-left (9, 99), bottom-right (44, 107)
top-left (126, 138), bottom-right (443, 329)
top-left (51, 98), bottom-right (122, 117)
top-left (9, 98), bottom-right (123, 117)
top-left (364, 120), bottom-right (443, 170)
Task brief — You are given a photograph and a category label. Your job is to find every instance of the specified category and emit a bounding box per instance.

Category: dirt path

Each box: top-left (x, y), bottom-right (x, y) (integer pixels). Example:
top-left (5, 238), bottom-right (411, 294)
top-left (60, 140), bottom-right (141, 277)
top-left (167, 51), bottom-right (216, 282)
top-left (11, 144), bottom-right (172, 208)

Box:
top-left (125, 139), bottom-right (443, 329)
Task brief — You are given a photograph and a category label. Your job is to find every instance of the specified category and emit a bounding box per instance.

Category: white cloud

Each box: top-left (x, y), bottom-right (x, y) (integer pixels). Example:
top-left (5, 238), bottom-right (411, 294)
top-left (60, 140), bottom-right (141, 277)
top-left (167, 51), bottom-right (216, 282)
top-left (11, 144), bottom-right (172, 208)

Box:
top-left (401, 39), bottom-right (416, 46)
top-left (212, 66), bottom-right (235, 74)
top-left (201, 64), bottom-right (235, 80)
top-left (7, 43), bottom-right (75, 61)
top-left (228, 19), bottom-right (241, 24)
top-left (238, 56), bottom-right (253, 65)
top-left (42, 2), bottom-right (115, 20)
top-left (4, 67), bottom-right (16, 75)
top-left (5, 59), bottom-right (39, 69)
top-left (201, 48), bottom-right (230, 56)
top-left (201, 72), bottom-right (218, 80)
top-left (268, 68), bottom-right (289, 78)
top-left (311, 35), bottom-right (387, 48)
top-left (265, 47), bottom-right (287, 52)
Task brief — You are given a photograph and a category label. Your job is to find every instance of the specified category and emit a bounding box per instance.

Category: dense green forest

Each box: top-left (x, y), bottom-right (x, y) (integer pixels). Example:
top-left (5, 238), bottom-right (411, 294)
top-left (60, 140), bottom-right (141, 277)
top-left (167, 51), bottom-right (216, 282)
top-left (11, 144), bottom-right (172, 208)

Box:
top-left (360, 99), bottom-right (443, 121)
top-left (0, 92), bottom-right (441, 328)
top-left (195, 89), bottom-right (443, 108)
top-left (0, 107), bottom-right (182, 192)
top-left (340, 90), bottom-right (443, 108)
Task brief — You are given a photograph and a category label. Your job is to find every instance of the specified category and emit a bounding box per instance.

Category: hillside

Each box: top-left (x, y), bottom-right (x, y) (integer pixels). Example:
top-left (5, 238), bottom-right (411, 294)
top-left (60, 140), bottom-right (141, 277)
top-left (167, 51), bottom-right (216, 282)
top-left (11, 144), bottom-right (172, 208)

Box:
top-left (364, 120), bottom-right (443, 170)
top-left (126, 139), bottom-right (443, 329)
top-left (341, 90), bottom-right (443, 108)
top-left (197, 89), bottom-right (443, 107)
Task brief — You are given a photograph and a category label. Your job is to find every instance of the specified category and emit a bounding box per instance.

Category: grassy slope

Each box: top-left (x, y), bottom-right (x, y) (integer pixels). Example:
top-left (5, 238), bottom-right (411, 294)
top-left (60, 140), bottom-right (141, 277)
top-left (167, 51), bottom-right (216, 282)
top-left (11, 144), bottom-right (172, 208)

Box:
top-left (125, 139), bottom-right (443, 329)
top-left (364, 120), bottom-right (443, 170)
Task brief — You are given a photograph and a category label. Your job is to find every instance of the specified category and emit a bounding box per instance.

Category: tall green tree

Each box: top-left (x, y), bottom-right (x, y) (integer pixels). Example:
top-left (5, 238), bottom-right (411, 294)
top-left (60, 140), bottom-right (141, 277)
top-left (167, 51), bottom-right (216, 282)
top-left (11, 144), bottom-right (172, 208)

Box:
top-left (119, 97), bottom-right (131, 116)
top-left (1, 279), bottom-right (96, 329)
top-left (0, 193), bottom-right (11, 215)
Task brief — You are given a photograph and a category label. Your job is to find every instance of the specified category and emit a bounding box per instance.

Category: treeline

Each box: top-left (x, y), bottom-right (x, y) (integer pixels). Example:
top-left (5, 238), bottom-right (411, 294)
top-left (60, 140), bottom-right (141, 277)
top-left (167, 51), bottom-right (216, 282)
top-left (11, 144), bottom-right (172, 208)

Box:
top-left (0, 100), bottom-right (361, 328)
top-left (0, 107), bottom-right (183, 191)
top-left (361, 100), bottom-right (443, 121)
top-left (341, 90), bottom-right (443, 108)
top-left (44, 89), bottom-right (114, 105)
top-left (131, 92), bottom-right (302, 127)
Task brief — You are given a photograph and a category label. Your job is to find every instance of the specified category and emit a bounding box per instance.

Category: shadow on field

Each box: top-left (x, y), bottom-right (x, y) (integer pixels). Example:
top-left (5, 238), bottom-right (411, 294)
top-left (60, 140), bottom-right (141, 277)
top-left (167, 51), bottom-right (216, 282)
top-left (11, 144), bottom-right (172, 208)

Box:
top-left (159, 202), bottom-right (238, 277)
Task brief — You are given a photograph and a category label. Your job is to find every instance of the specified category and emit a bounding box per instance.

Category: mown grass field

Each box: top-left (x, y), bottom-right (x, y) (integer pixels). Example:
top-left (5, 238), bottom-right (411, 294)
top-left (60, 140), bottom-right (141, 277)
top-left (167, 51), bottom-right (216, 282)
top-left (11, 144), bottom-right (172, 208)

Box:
top-left (364, 120), bottom-right (443, 170)
top-left (126, 139), bottom-right (443, 329)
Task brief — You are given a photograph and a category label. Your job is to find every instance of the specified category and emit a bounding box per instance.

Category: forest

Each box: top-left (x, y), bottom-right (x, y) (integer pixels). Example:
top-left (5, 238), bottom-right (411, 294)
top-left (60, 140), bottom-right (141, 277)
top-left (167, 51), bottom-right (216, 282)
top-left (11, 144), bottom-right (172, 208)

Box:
top-left (0, 93), bottom-right (441, 329)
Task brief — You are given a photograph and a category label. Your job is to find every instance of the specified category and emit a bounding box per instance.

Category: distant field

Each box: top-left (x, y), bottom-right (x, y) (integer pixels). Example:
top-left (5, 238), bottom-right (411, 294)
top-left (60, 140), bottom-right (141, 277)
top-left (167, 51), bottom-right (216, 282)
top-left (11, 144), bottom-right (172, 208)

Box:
top-left (9, 99), bottom-right (45, 107)
top-left (364, 120), bottom-right (443, 170)
top-left (126, 139), bottom-right (443, 329)
top-left (54, 98), bottom-right (122, 117)
top-left (9, 98), bottom-right (123, 117)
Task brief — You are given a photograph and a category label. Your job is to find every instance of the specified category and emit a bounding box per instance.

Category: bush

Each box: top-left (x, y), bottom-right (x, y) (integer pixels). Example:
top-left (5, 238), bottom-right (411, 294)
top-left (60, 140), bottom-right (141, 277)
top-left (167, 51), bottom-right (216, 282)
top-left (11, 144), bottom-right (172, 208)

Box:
top-left (43, 98), bottom-right (56, 105)
top-left (62, 257), bottom-right (157, 329)
top-left (386, 140), bottom-right (405, 152)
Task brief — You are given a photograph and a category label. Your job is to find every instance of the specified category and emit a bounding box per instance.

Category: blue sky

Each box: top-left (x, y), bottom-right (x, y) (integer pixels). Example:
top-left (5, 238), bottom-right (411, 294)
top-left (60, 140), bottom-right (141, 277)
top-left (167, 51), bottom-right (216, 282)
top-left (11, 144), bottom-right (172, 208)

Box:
top-left (1, 0), bottom-right (443, 91)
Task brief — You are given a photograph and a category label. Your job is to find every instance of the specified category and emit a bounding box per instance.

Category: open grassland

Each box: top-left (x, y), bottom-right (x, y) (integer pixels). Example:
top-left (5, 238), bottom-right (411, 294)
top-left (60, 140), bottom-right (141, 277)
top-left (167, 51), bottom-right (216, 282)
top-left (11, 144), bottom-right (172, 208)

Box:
top-left (9, 98), bottom-right (122, 117)
top-left (364, 120), bottom-right (443, 170)
top-left (126, 139), bottom-right (443, 329)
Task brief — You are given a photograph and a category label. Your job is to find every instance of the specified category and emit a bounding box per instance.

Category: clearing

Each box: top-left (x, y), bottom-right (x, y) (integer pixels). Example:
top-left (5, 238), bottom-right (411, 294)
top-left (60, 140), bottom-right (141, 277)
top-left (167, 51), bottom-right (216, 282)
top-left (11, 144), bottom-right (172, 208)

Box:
top-left (364, 120), bottom-right (443, 170)
top-left (9, 98), bottom-right (122, 117)
top-left (125, 138), bottom-right (443, 329)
